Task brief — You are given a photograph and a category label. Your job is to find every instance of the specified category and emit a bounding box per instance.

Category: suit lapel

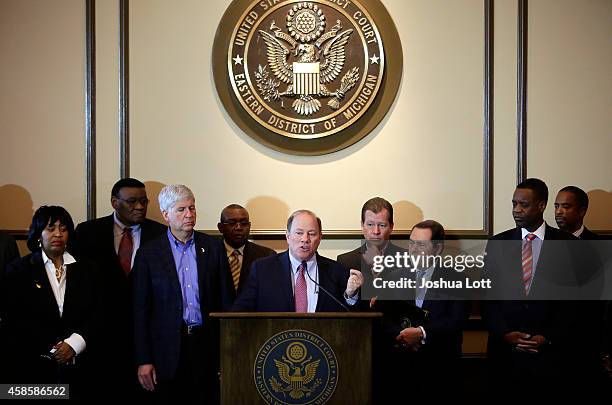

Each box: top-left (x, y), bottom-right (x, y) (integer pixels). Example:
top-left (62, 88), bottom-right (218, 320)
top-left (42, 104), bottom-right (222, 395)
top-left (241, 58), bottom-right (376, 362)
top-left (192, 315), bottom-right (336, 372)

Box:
top-left (195, 233), bottom-right (209, 312)
top-left (505, 228), bottom-right (524, 286)
top-left (315, 254), bottom-right (330, 312)
top-left (102, 214), bottom-right (127, 279)
top-left (159, 235), bottom-right (182, 298)
top-left (62, 262), bottom-right (78, 320)
top-left (278, 251), bottom-right (295, 311)
top-left (30, 252), bottom-right (61, 321)
top-left (240, 242), bottom-right (252, 288)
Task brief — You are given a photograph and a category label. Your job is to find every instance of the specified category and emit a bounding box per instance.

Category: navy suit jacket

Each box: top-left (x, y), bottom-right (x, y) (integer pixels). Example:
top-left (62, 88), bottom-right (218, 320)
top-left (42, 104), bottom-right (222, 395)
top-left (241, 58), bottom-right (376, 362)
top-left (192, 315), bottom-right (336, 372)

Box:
top-left (232, 251), bottom-right (352, 312)
top-left (484, 224), bottom-right (579, 360)
top-left (131, 231), bottom-right (234, 381)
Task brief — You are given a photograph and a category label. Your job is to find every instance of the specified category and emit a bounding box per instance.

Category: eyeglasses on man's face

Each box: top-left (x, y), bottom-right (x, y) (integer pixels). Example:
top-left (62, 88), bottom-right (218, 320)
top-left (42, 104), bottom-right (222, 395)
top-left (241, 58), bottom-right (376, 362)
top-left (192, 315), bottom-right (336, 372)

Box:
top-left (221, 220), bottom-right (251, 227)
top-left (116, 197), bottom-right (150, 206)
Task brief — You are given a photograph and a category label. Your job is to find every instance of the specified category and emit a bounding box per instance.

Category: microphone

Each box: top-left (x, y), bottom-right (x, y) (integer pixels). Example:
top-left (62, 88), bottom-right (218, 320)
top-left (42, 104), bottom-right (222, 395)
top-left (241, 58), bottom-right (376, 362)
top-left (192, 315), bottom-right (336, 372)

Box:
top-left (303, 263), bottom-right (351, 312)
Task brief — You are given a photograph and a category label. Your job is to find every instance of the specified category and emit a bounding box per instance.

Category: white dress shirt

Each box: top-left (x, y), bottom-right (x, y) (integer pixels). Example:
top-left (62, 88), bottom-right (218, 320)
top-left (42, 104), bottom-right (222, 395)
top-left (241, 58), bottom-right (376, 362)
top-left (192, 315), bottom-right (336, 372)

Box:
top-left (573, 225), bottom-right (585, 238)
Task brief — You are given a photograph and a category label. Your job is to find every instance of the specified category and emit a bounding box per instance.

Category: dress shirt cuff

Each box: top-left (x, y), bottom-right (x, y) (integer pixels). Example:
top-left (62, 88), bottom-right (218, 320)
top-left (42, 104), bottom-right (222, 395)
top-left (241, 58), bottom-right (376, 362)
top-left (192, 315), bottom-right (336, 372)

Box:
top-left (418, 326), bottom-right (427, 344)
top-left (343, 291), bottom-right (358, 305)
top-left (64, 333), bottom-right (86, 356)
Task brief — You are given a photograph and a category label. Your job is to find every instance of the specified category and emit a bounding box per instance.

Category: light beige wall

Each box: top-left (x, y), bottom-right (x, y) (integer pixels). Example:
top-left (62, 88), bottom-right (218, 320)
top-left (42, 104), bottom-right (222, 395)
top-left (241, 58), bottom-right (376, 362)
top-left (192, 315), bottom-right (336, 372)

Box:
top-left (1, 0), bottom-right (610, 259)
top-left (0, 0), bottom-right (86, 228)
top-left (129, 0), bottom-right (485, 238)
top-left (95, 0), bottom-right (121, 217)
top-left (527, 0), bottom-right (612, 230)
top-left (493, 0), bottom-right (519, 232)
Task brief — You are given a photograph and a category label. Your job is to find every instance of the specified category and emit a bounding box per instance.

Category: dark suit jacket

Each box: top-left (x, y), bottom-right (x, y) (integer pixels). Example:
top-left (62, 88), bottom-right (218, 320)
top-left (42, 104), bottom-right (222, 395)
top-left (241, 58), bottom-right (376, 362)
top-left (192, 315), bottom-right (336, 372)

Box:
top-left (417, 268), bottom-right (468, 357)
top-left (131, 231), bottom-right (234, 381)
top-left (74, 214), bottom-right (166, 386)
top-left (338, 245), bottom-right (466, 357)
top-left (484, 225), bottom-right (577, 334)
top-left (580, 227), bottom-right (601, 240)
top-left (0, 232), bottom-right (19, 274)
top-left (338, 244), bottom-right (466, 401)
top-left (337, 243), bottom-right (412, 306)
top-left (232, 251), bottom-right (352, 312)
top-left (75, 214), bottom-right (166, 293)
top-left (233, 241), bottom-right (275, 294)
top-left (0, 251), bottom-right (101, 383)
top-left (483, 225), bottom-right (581, 384)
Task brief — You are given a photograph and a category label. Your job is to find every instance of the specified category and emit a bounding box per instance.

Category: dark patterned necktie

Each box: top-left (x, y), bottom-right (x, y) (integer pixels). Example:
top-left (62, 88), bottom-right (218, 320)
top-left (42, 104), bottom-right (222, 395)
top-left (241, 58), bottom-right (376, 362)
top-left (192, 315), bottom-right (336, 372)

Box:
top-left (522, 233), bottom-right (536, 295)
top-left (118, 227), bottom-right (133, 274)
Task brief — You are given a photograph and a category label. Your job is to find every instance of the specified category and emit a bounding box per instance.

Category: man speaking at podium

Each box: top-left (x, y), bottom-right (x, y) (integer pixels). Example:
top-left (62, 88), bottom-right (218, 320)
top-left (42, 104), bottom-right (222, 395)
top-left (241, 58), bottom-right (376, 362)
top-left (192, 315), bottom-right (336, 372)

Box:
top-left (233, 210), bottom-right (363, 312)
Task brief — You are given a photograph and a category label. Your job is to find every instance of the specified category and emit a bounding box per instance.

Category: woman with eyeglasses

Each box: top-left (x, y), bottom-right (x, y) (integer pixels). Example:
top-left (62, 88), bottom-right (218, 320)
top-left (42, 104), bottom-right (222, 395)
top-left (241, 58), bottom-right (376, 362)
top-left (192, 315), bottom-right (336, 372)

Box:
top-left (0, 206), bottom-right (100, 398)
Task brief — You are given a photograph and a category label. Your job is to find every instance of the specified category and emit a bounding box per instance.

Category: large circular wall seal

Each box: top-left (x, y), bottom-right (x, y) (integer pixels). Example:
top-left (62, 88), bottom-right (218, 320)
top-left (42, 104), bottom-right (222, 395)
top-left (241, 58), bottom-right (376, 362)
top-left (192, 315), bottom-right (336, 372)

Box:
top-left (253, 330), bottom-right (338, 404)
top-left (213, 0), bottom-right (402, 155)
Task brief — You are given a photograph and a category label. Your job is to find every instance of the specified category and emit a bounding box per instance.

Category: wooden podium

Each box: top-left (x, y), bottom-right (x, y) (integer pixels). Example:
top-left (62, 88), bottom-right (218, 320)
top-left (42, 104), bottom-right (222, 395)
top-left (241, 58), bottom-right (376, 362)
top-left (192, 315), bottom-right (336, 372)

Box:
top-left (210, 312), bottom-right (382, 405)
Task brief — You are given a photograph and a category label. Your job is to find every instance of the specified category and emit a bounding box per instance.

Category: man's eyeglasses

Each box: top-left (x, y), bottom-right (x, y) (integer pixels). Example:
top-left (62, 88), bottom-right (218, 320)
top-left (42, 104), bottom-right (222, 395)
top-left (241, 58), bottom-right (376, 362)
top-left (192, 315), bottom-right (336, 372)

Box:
top-left (221, 220), bottom-right (251, 227)
top-left (116, 197), bottom-right (149, 206)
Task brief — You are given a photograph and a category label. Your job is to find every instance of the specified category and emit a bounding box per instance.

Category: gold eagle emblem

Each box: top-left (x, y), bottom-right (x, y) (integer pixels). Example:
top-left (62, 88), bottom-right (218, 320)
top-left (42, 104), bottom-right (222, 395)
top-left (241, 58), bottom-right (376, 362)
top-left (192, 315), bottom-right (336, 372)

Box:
top-left (269, 342), bottom-right (323, 400)
top-left (255, 2), bottom-right (360, 115)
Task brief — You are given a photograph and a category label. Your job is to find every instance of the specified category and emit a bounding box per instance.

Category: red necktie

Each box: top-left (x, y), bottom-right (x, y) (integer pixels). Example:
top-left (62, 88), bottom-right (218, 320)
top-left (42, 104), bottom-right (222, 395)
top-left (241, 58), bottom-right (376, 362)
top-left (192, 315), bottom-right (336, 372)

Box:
top-left (522, 233), bottom-right (536, 295)
top-left (294, 262), bottom-right (308, 312)
top-left (118, 227), bottom-right (133, 274)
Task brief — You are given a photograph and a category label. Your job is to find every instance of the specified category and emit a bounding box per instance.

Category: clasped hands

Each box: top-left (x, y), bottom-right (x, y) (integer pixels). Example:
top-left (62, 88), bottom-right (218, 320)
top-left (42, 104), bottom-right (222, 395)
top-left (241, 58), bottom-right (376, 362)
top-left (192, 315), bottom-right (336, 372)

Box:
top-left (503, 331), bottom-right (547, 354)
top-left (396, 327), bottom-right (423, 352)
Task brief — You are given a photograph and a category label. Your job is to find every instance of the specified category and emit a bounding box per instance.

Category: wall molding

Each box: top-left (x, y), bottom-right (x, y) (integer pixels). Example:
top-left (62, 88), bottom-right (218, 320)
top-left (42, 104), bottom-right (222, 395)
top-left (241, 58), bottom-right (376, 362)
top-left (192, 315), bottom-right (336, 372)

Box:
top-left (119, 0), bottom-right (130, 178)
top-left (517, 0), bottom-right (528, 183)
top-left (85, 0), bottom-right (97, 220)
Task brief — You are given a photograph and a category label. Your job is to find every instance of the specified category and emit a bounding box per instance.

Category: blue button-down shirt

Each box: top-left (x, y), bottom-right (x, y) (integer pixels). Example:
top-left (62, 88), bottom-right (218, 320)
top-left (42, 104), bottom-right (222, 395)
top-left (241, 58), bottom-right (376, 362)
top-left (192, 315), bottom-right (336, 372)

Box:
top-left (167, 229), bottom-right (202, 326)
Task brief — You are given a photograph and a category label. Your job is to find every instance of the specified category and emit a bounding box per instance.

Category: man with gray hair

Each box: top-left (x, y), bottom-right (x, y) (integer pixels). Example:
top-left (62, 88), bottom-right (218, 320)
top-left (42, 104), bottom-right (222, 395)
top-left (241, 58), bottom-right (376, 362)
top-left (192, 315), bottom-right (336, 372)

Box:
top-left (233, 209), bottom-right (363, 312)
top-left (132, 184), bottom-right (234, 404)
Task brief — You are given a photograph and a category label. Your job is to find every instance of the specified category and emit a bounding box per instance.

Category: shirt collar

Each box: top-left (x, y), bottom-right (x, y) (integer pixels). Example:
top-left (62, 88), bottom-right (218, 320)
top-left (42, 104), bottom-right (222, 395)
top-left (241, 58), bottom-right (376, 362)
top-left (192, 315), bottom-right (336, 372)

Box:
top-left (288, 251), bottom-right (317, 275)
top-left (521, 221), bottom-right (546, 240)
top-left (224, 240), bottom-right (245, 256)
top-left (113, 211), bottom-right (141, 232)
top-left (41, 249), bottom-right (76, 266)
top-left (573, 225), bottom-right (585, 238)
